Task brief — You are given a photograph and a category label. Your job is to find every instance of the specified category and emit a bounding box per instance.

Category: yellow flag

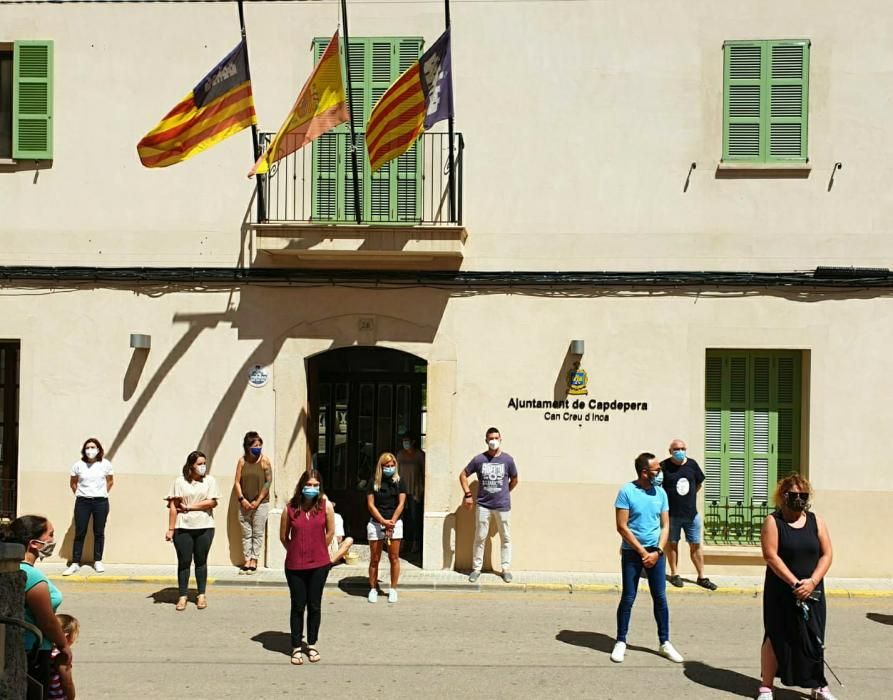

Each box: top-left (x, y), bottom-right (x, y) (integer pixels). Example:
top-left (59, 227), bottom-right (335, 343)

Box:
top-left (249, 31), bottom-right (349, 177)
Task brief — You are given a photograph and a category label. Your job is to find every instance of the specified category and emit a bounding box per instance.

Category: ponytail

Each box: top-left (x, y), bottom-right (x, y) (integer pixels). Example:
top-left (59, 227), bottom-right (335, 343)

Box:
top-left (0, 515), bottom-right (49, 545)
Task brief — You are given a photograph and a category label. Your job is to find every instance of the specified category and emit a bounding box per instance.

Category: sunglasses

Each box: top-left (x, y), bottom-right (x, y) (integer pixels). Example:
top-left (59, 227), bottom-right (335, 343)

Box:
top-left (785, 492), bottom-right (809, 500)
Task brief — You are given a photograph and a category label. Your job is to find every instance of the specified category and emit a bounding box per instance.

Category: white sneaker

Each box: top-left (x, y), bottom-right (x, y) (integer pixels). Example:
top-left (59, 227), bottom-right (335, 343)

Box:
top-left (367, 588), bottom-right (378, 603)
top-left (388, 589), bottom-right (398, 603)
top-left (610, 641), bottom-right (626, 663)
top-left (756, 689), bottom-right (774, 700)
top-left (659, 641), bottom-right (684, 663)
top-left (62, 564), bottom-right (80, 576)
top-left (93, 561), bottom-right (105, 573)
top-left (811, 688), bottom-right (837, 700)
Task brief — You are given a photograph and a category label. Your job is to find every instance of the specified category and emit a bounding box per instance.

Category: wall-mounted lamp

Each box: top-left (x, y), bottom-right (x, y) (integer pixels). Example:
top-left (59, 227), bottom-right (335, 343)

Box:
top-left (129, 334), bottom-right (151, 350)
top-left (570, 339), bottom-right (585, 356)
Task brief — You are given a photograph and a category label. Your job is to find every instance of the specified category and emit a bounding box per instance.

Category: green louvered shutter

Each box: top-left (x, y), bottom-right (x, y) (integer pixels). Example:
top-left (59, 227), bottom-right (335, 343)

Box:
top-left (723, 41), bottom-right (763, 163)
top-left (704, 350), bottom-right (802, 544)
top-left (394, 39), bottom-right (423, 223)
top-left (13, 40), bottom-right (53, 160)
top-left (344, 39), bottom-right (366, 222)
top-left (312, 38), bottom-right (341, 220)
top-left (768, 41), bottom-right (809, 162)
top-left (368, 40), bottom-right (394, 221)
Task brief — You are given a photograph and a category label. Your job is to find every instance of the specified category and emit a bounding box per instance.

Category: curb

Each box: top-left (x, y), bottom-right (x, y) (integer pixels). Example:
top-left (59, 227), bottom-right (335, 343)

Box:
top-left (46, 575), bottom-right (893, 598)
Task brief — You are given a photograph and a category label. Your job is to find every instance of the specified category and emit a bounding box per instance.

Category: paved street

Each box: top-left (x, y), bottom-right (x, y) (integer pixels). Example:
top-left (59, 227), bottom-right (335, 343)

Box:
top-left (50, 582), bottom-right (891, 699)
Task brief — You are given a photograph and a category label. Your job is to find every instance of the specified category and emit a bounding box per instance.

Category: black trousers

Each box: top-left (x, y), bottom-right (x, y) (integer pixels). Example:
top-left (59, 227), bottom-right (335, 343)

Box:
top-left (26, 649), bottom-right (51, 700)
top-left (173, 528), bottom-right (214, 596)
top-left (285, 565), bottom-right (330, 647)
top-left (72, 496), bottom-right (110, 563)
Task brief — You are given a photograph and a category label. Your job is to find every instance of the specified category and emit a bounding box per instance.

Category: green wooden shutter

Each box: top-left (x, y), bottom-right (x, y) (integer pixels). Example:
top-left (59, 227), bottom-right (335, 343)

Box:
top-left (723, 41), bottom-right (763, 163)
top-left (394, 39), bottom-right (423, 223)
top-left (369, 40), bottom-right (394, 220)
top-left (723, 39), bottom-right (809, 164)
top-left (704, 350), bottom-right (802, 544)
top-left (312, 38), bottom-right (341, 220)
top-left (12, 40), bottom-right (53, 160)
top-left (768, 40), bottom-right (809, 162)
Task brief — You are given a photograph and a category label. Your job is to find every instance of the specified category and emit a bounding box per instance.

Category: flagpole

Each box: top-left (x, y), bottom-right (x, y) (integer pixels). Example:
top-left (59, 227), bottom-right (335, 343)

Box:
top-left (238, 0), bottom-right (266, 223)
top-left (340, 0), bottom-right (363, 224)
top-left (444, 0), bottom-right (456, 223)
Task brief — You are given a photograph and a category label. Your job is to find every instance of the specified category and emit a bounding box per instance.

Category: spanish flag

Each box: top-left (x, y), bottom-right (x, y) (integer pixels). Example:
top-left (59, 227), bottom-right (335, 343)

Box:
top-left (367, 29), bottom-right (452, 173)
top-left (249, 32), bottom-right (349, 177)
top-left (137, 41), bottom-right (257, 168)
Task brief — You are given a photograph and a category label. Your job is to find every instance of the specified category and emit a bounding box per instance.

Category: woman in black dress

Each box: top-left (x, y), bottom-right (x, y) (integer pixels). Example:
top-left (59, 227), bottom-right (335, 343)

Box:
top-left (757, 474), bottom-right (835, 700)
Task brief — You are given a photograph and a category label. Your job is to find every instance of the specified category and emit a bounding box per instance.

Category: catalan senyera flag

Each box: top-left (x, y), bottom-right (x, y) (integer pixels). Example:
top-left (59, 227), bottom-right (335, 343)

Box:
top-left (367, 29), bottom-right (453, 173)
top-left (137, 41), bottom-right (257, 168)
top-left (248, 32), bottom-right (349, 177)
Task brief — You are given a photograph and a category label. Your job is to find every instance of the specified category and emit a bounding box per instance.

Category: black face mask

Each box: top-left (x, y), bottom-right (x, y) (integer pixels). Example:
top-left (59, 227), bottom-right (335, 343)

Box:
top-left (785, 492), bottom-right (809, 511)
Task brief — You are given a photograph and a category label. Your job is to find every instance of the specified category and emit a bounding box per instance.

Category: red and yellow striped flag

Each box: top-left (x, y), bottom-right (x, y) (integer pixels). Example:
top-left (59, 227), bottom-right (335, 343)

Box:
top-left (248, 32), bottom-right (349, 177)
top-left (137, 41), bottom-right (257, 168)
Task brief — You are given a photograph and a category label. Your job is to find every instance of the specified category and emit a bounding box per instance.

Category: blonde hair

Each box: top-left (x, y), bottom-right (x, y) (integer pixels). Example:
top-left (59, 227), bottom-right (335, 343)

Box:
top-left (56, 613), bottom-right (80, 640)
top-left (773, 473), bottom-right (812, 509)
top-left (373, 452), bottom-right (400, 492)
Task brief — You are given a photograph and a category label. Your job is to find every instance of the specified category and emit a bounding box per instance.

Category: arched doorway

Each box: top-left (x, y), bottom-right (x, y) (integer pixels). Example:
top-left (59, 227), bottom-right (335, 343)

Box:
top-left (307, 347), bottom-right (427, 551)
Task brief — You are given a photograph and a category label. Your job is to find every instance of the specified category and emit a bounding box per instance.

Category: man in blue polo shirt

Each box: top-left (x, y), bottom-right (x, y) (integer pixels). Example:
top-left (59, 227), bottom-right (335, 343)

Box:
top-left (611, 452), bottom-right (683, 664)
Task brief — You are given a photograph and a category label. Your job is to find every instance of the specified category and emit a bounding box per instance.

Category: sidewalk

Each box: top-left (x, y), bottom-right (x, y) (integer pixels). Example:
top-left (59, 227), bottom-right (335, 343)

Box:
top-left (39, 561), bottom-right (893, 597)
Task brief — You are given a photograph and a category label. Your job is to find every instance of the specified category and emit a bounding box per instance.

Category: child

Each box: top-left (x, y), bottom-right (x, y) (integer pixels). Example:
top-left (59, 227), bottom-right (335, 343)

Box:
top-left (328, 501), bottom-right (355, 564)
top-left (48, 613), bottom-right (78, 699)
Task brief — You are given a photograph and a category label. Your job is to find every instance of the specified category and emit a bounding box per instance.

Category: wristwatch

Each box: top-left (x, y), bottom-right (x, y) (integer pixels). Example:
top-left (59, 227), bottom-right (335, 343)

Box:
top-left (656, 547), bottom-right (664, 557)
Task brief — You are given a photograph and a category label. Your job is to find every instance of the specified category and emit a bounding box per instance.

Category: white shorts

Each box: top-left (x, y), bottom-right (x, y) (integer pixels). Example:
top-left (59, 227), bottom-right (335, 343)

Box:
top-left (328, 514), bottom-right (347, 558)
top-left (367, 519), bottom-right (403, 541)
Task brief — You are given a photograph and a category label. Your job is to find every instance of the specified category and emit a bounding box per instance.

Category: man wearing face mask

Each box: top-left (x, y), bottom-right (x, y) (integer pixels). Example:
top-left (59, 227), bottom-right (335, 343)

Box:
top-left (459, 427), bottom-right (518, 583)
top-left (660, 438), bottom-right (716, 590)
top-left (612, 453), bottom-right (683, 664)
top-left (396, 433), bottom-right (425, 554)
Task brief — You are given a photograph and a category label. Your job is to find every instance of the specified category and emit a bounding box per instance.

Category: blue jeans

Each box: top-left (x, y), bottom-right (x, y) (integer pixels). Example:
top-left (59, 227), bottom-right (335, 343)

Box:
top-left (616, 548), bottom-right (670, 644)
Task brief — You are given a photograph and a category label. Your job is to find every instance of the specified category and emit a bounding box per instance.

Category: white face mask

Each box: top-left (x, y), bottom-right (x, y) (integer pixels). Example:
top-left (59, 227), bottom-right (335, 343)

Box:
top-left (85, 447), bottom-right (99, 460)
top-left (195, 464), bottom-right (208, 476)
top-left (487, 439), bottom-right (500, 451)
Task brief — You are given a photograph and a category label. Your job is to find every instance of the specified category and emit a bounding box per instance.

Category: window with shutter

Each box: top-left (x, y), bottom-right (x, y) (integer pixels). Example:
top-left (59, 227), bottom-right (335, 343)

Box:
top-left (723, 39), bottom-right (809, 164)
top-left (311, 36), bottom-right (422, 223)
top-left (12, 40), bottom-right (53, 160)
top-left (703, 350), bottom-right (803, 545)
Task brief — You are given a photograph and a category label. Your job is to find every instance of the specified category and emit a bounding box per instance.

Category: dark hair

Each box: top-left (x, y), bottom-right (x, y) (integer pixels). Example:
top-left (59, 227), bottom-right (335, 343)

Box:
top-left (634, 452), bottom-right (656, 475)
top-left (0, 515), bottom-right (49, 546)
top-left (485, 427), bottom-right (500, 437)
top-left (243, 431), bottom-right (263, 458)
top-left (182, 451), bottom-right (207, 481)
top-left (289, 469), bottom-right (324, 512)
top-left (81, 437), bottom-right (105, 462)
top-left (402, 432), bottom-right (414, 441)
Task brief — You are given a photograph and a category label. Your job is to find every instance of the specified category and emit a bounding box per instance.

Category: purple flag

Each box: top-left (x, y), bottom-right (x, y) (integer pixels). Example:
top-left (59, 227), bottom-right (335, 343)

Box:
top-left (421, 29), bottom-right (453, 129)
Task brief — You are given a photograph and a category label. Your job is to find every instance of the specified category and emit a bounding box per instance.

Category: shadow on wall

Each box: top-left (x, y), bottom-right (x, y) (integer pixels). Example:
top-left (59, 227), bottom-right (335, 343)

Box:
top-left (446, 483), bottom-right (506, 573)
top-left (225, 488), bottom-right (243, 566)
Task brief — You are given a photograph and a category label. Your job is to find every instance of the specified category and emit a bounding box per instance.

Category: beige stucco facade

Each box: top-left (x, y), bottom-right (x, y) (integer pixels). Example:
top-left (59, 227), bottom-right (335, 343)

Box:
top-left (2, 1), bottom-right (892, 578)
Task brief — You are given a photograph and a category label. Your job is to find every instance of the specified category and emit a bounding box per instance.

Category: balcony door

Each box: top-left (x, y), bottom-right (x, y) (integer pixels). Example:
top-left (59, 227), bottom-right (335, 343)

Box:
top-left (308, 347), bottom-right (426, 543)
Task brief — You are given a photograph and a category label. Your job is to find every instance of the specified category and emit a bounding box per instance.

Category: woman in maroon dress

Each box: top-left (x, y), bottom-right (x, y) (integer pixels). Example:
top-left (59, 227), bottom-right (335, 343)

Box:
top-left (279, 469), bottom-right (335, 665)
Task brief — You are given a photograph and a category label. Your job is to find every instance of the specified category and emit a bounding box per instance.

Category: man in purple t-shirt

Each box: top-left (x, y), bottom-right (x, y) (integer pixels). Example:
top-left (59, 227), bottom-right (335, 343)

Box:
top-left (459, 427), bottom-right (519, 583)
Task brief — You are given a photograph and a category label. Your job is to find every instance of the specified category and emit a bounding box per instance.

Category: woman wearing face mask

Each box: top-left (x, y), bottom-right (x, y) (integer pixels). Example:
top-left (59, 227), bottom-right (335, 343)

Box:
top-left (279, 469), bottom-right (335, 665)
top-left (366, 452), bottom-right (407, 604)
top-left (63, 437), bottom-right (114, 576)
top-left (165, 450), bottom-right (219, 611)
top-left (0, 515), bottom-right (72, 700)
top-left (234, 431), bottom-right (273, 574)
top-left (757, 474), bottom-right (835, 700)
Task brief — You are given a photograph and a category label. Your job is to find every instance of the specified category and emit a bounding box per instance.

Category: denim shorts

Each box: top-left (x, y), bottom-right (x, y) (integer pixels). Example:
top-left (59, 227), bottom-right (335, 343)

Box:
top-left (668, 513), bottom-right (702, 544)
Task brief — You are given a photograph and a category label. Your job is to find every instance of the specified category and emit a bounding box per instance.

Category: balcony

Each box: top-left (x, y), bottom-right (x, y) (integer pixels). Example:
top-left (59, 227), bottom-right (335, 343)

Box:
top-left (703, 498), bottom-right (773, 546)
top-left (250, 131), bottom-right (466, 268)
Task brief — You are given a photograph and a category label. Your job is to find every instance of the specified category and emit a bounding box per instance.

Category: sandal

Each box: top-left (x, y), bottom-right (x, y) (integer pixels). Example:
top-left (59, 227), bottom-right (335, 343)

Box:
top-left (196, 594), bottom-right (208, 610)
top-left (290, 648), bottom-right (303, 665)
top-left (306, 645), bottom-right (320, 663)
top-left (175, 597), bottom-right (187, 611)
top-left (697, 577), bottom-right (718, 591)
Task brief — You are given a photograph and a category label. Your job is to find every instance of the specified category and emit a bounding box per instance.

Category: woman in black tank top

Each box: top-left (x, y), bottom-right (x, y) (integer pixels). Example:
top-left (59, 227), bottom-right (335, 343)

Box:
top-left (757, 474), bottom-right (835, 700)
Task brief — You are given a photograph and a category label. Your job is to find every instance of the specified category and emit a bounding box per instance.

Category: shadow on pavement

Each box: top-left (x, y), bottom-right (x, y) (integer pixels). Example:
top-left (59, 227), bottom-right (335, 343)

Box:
top-left (338, 576), bottom-right (372, 597)
top-left (866, 612), bottom-right (893, 626)
top-left (147, 588), bottom-right (184, 605)
top-left (683, 661), bottom-right (808, 698)
top-left (555, 630), bottom-right (662, 658)
top-left (250, 631), bottom-right (292, 657)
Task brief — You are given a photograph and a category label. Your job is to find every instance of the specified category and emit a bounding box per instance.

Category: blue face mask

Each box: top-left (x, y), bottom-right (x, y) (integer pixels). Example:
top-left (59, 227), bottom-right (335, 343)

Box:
top-left (250, 447), bottom-right (262, 457)
top-left (652, 471), bottom-right (664, 487)
top-left (383, 467), bottom-right (396, 478)
top-left (302, 486), bottom-right (320, 498)
top-left (672, 450), bottom-right (686, 462)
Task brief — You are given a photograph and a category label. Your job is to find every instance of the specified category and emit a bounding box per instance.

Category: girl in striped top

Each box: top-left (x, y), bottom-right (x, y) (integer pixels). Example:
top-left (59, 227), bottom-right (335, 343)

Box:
top-left (48, 614), bottom-right (79, 699)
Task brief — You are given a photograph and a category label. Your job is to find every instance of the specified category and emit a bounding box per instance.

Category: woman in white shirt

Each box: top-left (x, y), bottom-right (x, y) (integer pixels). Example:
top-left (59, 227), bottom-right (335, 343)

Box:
top-left (165, 450), bottom-right (219, 611)
top-left (63, 437), bottom-right (114, 576)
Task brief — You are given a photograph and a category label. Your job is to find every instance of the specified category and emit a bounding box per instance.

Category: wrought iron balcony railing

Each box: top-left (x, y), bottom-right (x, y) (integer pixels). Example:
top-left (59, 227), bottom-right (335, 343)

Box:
top-left (257, 131), bottom-right (463, 226)
top-left (703, 498), bottom-right (774, 546)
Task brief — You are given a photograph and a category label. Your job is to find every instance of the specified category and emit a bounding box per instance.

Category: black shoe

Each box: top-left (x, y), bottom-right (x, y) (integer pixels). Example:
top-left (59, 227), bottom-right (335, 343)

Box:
top-left (697, 577), bottom-right (718, 591)
top-left (668, 574), bottom-right (684, 588)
